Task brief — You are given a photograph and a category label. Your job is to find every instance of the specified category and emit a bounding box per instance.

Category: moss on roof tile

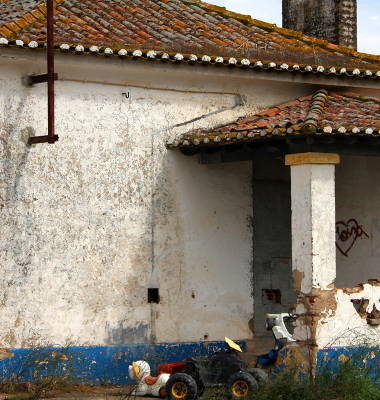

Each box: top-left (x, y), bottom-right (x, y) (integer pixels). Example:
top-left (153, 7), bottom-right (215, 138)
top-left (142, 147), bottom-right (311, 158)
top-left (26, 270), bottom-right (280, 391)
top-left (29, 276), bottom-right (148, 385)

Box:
top-left (0, 0), bottom-right (380, 70)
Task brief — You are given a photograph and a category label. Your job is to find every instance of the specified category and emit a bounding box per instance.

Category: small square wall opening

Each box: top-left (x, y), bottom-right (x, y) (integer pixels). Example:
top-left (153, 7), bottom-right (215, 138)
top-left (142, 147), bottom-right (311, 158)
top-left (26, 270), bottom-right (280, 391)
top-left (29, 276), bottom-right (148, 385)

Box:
top-left (148, 288), bottom-right (160, 303)
top-left (262, 289), bottom-right (282, 305)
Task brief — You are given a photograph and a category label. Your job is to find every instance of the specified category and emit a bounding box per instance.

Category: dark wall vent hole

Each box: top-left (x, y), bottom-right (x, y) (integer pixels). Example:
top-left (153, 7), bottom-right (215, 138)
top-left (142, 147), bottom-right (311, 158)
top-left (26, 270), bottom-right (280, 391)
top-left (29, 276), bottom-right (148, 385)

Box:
top-left (148, 288), bottom-right (160, 304)
top-left (263, 289), bottom-right (282, 304)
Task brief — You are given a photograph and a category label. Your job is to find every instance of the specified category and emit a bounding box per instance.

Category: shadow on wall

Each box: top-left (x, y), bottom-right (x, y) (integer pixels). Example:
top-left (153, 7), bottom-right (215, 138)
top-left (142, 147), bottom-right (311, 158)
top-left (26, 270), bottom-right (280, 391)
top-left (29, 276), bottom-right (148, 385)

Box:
top-left (0, 88), bottom-right (38, 347)
top-left (162, 149), bottom-right (253, 341)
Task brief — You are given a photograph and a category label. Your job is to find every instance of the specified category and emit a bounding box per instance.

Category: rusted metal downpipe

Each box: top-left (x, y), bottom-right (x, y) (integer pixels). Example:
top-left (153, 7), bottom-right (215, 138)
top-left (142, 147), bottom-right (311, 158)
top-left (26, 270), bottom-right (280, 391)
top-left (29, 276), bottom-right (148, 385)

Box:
top-left (47, 0), bottom-right (55, 144)
top-left (28, 0), bottom-right (58, 145)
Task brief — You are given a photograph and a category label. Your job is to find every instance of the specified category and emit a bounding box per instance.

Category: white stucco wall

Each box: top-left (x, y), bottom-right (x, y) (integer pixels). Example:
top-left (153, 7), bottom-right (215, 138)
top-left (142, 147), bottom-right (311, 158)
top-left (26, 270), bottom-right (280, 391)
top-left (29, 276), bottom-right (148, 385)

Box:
top-left (0, 48), bottom-right (319, 349)
top-left (336, 156), bottom-right (380, 288)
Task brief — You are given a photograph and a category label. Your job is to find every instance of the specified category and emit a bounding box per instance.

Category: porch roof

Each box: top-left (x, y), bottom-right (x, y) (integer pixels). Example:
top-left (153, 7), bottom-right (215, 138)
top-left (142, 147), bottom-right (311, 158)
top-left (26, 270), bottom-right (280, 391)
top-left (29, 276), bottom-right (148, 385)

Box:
top-left (169, 90), bottom-right (380, 149)
top-left (169, 89), bottom-right (380, 163)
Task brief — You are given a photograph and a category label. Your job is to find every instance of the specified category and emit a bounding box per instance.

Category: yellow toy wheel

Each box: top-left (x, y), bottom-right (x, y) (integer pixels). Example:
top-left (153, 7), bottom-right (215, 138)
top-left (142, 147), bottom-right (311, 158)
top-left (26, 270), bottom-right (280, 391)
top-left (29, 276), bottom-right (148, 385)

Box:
top-left (165, 373), bottom-right (197, 400)
top-left (232, 380), bottom-right (249, 396)
top-left (227, 371), bottom-right (257, 399)
top-left (172, 381), bottom-right (188, 398)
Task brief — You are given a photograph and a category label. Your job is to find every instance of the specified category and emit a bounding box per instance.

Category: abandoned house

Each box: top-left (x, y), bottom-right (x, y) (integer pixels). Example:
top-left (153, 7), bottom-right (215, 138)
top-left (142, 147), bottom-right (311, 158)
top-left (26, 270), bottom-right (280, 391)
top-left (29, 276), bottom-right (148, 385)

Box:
top-left (0, 0), bottom-right (380, 382)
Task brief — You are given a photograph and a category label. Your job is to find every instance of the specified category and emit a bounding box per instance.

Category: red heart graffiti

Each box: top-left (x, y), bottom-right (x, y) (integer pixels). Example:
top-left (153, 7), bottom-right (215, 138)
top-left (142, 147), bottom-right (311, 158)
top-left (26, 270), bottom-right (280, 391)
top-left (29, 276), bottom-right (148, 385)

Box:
top-left (335, 219), bottom-right (369, 257)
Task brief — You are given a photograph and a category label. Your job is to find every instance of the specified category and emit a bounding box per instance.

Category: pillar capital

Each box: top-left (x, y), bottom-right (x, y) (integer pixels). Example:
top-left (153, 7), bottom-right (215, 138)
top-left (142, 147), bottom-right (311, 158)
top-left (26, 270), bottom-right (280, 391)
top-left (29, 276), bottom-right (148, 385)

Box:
top-left (285, 152), bottom-right (340, 166)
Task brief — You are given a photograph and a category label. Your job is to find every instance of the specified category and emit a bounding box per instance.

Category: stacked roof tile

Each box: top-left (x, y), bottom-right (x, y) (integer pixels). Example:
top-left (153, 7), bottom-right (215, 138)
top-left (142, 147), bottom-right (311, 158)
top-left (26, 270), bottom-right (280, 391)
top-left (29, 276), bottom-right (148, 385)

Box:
top-left (1, 0), bottom-right (380, 75)
top-left (169, 90), bottom-right (380, 148)
top-left (0, 0), bottom-right (42, 22)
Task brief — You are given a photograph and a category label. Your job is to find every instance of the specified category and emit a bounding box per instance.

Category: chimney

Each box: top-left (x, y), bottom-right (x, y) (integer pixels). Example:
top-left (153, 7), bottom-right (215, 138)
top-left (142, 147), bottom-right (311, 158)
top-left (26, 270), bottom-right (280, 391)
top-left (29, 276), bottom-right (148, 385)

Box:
top-left (282, 0), bottom-right (357, 50)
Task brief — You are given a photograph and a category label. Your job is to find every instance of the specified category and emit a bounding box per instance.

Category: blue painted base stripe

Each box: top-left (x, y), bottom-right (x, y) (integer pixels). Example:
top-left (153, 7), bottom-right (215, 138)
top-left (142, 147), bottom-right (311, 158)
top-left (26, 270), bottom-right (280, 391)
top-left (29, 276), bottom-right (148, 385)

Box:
top-left (317, 346), bottom-right (380, 376)
top-left (257, 346), bottom-right (380, 381)
top-left (0, 340), bottom-right (247, 385)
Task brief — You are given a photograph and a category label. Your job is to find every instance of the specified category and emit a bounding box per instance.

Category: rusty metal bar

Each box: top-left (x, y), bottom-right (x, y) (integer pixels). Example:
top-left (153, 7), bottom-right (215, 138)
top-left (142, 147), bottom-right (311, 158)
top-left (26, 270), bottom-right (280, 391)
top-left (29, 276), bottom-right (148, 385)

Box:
top-left (47, 0), bottom-right (56, 144)
top-left (28, 0), bottom-right (58, 144)
top-left (28, 135), bottom-right (59, 145)
top-left (29, 73), bottom-right (58, 85)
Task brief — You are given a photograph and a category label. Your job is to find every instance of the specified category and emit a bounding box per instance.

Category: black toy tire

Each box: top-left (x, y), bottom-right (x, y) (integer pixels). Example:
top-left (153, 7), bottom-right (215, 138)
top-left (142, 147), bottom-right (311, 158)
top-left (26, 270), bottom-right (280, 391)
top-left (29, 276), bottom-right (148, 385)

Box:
top-left (165, 373), bottom-right (198, 400)
top-left (195, 381), bottom-right (205, 398)
top-left (226, 371), bottom-right (257, 399)
top-left (248, 368), bottom-right (269, 383)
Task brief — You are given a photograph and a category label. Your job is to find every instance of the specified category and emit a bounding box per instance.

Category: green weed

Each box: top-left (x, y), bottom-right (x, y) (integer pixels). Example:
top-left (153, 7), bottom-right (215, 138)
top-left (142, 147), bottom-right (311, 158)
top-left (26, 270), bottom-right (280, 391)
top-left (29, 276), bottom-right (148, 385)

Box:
top-left (232, 359), bottom-right (380, 400)
top-left (0, 342), bottom-right (88, 398)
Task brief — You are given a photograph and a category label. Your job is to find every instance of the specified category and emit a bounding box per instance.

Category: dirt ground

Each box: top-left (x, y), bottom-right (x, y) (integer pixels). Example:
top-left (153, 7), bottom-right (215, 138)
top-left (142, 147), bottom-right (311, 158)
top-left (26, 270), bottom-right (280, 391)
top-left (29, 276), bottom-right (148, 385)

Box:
top-left (0, 385), bottom-right (158, 400)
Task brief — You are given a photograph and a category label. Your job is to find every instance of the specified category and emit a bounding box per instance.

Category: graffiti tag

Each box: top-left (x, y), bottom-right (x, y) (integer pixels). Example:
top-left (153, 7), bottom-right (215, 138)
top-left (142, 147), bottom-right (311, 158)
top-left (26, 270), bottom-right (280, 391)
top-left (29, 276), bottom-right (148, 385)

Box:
top-left (336, 219), bottom-right (369, 257)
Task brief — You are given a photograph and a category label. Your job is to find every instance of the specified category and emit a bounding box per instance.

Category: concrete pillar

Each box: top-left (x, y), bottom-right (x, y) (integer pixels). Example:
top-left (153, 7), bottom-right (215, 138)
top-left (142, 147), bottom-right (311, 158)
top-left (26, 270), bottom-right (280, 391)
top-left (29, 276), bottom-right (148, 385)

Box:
top-left (285, 153), bottom-right (340, 295)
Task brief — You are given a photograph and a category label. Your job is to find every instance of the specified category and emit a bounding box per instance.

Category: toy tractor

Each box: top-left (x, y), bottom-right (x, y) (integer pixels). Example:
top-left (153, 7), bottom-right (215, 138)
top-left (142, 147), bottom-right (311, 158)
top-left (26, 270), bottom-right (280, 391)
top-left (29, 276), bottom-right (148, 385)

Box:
top-left (165, 337), bottom-right (265, 400)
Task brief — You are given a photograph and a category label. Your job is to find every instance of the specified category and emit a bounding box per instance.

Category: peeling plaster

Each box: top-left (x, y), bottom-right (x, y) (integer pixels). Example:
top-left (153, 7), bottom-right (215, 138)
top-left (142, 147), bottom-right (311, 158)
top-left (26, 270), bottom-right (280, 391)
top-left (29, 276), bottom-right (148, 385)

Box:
top-left (291, 279), bottom-right (380, 377)
top-left (293, 269), bottom-right (305, 293)
top-left (317, 283), bottom-right (380, 349)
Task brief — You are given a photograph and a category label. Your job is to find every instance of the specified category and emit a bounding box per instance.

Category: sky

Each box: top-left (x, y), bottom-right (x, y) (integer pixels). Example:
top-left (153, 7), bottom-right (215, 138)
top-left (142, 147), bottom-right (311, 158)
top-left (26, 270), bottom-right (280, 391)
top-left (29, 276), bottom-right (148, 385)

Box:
top-left (210, 0), bottom-right (380, 55)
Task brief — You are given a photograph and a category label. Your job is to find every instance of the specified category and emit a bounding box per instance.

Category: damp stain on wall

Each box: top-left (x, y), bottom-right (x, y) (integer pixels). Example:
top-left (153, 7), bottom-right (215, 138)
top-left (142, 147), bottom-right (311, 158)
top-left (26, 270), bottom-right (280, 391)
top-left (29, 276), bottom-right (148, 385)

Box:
top-left (105, 322), bottom-right (149, 345)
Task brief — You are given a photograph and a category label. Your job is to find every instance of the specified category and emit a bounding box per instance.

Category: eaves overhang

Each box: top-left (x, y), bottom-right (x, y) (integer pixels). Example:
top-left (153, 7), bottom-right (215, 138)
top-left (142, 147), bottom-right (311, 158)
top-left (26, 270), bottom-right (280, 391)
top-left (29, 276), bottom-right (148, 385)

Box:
top-left (190, 134), bottom-right (380, 164)
top-left (1, 40), bottom-right (380, 87)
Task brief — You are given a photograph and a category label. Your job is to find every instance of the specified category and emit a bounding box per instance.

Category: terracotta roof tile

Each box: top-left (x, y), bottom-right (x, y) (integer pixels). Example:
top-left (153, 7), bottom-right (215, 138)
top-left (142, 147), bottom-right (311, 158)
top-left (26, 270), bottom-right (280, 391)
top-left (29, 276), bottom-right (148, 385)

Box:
top-left (170, 90), bottom-right (380, 148)
top-left (1, 0), bottom-right (380, 82)
top-left (1, 0), bottom-right (380, 71)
